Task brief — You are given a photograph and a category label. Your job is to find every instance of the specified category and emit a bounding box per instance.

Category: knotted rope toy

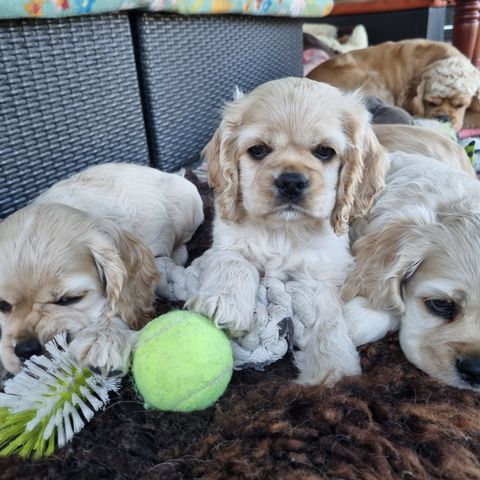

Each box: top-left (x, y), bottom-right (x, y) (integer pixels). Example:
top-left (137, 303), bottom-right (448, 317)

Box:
top-left (155, 257), bottom-right (317, 369)
top-left (0, 333), bottom-right (121, 459)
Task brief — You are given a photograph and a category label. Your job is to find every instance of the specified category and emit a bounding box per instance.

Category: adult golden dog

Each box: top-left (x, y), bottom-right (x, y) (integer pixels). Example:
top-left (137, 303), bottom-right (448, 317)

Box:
top-left (308, 39), bottom-right (480, 131)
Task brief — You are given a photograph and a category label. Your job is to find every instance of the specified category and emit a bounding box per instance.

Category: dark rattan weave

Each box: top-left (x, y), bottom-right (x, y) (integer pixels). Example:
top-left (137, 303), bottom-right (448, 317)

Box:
top-left (132, 13), bottom-right (303, 171)
top-left (0, 14), bottom-right (148, 218)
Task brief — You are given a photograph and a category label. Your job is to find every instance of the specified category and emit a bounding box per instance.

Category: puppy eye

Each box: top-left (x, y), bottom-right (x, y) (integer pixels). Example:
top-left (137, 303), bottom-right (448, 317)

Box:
top-left (55, 294), bottom-right (85, 307)
top-left (313, 145), bottom-right (336, 161)
top-left (424, 298), bottom-right (457, 321)
top-left (247, 144), bottom-right (271, 160)
top-left (425, 101), bottom-right (439, 108)
top-left (453, 103), bottom-right (465, 109)
top-left (0, 301), bottom-right (12, 314)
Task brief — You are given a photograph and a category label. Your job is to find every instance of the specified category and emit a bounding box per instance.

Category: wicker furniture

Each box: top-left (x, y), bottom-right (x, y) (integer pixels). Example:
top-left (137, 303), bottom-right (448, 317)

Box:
top-left (132, 13), bottom-right (303, 172)
top-left (0, 13), bottom-right (303, 218)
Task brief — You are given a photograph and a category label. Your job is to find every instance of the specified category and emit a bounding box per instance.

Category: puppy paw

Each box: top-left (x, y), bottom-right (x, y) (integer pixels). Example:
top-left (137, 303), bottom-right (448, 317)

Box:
top-left (69, 320), bottom-right (136, 376)
top-left (185, 293), bottom-right (253, 337)
top-left (296, 360), bottom-right (362, 387)
top-left (344, 296), bottom-right (399, 346)
top-left (294, 346), bottom-right (361, 386)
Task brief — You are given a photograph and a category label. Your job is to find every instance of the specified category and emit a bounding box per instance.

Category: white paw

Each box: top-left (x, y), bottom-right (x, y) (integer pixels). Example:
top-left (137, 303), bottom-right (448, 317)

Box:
top-left (344, 296), bottom-right (399, 346)
top-left (172, 244), bottom-right (189, 266)
top-left (296, 360), bottom-right (362, 386)
top-left (185, 292), bottom-right (253, 337)
top-left (69, 320), bottom-right (136, 376)
top-left (294, 344), bottom-right (362, 386)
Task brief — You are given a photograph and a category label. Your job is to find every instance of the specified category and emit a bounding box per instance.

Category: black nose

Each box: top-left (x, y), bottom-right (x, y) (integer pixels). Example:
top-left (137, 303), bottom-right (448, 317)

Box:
top-left (456, 356), bottom-right (480, 385)
top-left (434, 114), bottom-right (450, 123)
top-left (275, 172), bottom-right (308, 200)
top-left (14, 338), bottom-right (43, 361)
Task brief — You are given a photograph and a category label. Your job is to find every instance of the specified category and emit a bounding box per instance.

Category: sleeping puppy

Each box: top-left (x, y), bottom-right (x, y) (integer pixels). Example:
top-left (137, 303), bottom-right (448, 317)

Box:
top-left (343, 153), bottom-right (480, 390)
top-left (185, 77), bottom-right (388, 385)
top-left (308, 39), bottom-right (480, 131)
top-left (373, 123), bottom-right (475, 176)
top-left (0, 163), bottom-right (204, 376)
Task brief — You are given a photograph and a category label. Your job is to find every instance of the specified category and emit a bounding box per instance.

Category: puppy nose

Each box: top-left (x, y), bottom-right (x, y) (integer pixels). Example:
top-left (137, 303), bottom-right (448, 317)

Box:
top-left (434, 114), bottom-right (450, 123)
top-left (275, 172), bottom-right (308, 200)
top-left (456, 356), bottom-right (480, 385)
top-left (14, 338), bottom-right (43, 361)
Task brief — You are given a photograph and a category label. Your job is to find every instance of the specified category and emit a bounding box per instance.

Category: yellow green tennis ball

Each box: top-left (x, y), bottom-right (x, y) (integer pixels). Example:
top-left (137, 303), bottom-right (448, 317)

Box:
top-left (132, 311), bottom-right (233, 412)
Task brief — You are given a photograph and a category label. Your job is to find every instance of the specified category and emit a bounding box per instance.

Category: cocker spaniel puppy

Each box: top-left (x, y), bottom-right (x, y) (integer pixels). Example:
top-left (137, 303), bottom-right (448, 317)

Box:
top-left (0, 163), bottom-right (203, 376)
top-left (186, 77), bottom-right (388, 385)
top-left (373, 123), bottom-right (475, 176)
top-left (343, 153), bottom-right (480, 390)
top-left (308, 39), bottom-right (480, 131)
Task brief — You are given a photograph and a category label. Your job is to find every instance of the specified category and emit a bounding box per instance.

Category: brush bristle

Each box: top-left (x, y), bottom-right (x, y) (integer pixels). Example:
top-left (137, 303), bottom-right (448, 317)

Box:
top-left (0, 333), bottom-right (121, 459)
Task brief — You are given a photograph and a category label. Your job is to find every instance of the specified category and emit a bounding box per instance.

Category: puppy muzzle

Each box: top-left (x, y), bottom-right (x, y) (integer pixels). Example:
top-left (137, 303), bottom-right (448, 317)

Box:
top-left (275, 172), bottom-right (309, 202)
top-left (456, 356), bottom-right (480, 386)
top-left (14, 337), bottom-right (43, 361)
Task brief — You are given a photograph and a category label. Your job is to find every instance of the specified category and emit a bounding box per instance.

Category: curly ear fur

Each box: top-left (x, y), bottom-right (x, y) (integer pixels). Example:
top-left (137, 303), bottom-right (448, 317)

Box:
top-left (89, 221), bottom-right (159, 329)
top-left (397, 74), bottom-right (426, 117)
top-left (203, 121), bottom-right (245, 224)
top-left (331, 101), bottom-right (388, 235)
top-left (469, 92), bottom-right (480, 113)
top-left (342, 223), bottom-right (426, 314)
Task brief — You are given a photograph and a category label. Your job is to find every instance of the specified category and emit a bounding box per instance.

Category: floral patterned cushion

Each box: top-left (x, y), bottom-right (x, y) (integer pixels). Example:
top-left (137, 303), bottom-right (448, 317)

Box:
top-left (1, 0), bottom-right (333, 19)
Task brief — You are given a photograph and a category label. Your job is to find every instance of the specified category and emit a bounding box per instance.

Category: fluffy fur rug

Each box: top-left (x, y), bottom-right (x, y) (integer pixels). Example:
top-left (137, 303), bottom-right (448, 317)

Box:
top-left (2, 175), bottom-right (480, 480)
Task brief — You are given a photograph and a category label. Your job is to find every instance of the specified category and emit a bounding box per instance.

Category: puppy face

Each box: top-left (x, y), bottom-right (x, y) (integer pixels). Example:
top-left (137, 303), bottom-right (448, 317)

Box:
top-left (205, 77), bottom-right (387, 233)
top-left (0, 204), bottom-right (158, 374)
top-left (236, 88), bottom-right (346, 225)
top-left (401, 241), bottom-right (480, 390)
top-left (345, 215), bottom-right (480, 390)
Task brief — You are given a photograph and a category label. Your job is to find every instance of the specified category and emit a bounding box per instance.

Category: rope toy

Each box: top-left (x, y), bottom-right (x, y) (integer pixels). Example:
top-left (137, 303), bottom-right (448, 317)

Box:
top-left (155, 257), bottom-right (316, 369)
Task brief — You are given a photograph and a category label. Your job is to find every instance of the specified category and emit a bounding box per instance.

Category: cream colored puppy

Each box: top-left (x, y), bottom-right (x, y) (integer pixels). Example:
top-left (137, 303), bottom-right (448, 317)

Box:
top-left (373, 124), bottom-right (475, 176)
top-left (344, 153), bottom-right (480, 390)
top-left (186, 77), bottom-right (388, 385)
top-left (0, 163), bottom-right (203, 375)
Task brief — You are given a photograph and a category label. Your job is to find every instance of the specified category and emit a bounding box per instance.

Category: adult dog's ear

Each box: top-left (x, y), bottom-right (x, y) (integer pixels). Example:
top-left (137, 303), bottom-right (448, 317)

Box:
top-left (203, 103), bottom-right (245, 224)
top-left (468, 90), bottom-right (480, 113)
top-left (331, 96), bottom-right (388, 235)
top-left (397, 74), bottom-right (426, 117)
top-left (342, 223), bottom-right (427, 314)
top-left (89, 221), bottom-right (159, 329)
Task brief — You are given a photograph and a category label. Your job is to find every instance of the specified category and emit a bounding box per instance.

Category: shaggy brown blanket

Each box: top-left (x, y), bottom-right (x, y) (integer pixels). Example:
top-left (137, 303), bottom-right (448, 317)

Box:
top-left (1, 175), bottom-right (480, 480)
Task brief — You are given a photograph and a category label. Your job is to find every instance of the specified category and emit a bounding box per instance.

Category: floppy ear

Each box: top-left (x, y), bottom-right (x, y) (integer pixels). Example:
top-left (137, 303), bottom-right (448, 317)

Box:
top-left (89, 221), bottom-right (159, 330)
top-left (331, 101), bottom-right (388, 235)
top-left (468, 89), bottom-right (480, 112)
top-left (397, 74), bottom-right (426, 116)
top-left (342, 223), bottom-right (427, 314)
top-left (203, 115), bottom-right (245, 224)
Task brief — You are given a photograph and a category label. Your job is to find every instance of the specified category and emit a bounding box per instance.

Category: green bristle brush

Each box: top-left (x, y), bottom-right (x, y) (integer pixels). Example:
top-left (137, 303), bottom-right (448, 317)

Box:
top-left (0, 333), bottom-right (121, 460)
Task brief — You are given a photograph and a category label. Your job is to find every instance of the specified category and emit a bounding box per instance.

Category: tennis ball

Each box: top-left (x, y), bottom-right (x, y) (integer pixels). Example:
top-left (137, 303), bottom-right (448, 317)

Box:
top-left (132, 311), bottom-right (233, 412)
